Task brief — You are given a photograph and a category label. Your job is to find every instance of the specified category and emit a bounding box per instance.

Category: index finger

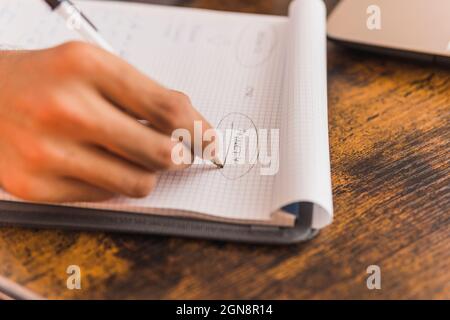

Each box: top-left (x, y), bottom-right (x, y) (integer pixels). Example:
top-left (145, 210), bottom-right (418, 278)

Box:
top-left (90, 49), bottom-right (220, 161)
top-left (167, 90), bottom-right (220, 161)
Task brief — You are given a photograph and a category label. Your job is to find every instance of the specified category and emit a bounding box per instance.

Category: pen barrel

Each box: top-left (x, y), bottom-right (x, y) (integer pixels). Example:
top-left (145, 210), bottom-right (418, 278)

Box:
top-left (54, 1), bottom-right (116, 53)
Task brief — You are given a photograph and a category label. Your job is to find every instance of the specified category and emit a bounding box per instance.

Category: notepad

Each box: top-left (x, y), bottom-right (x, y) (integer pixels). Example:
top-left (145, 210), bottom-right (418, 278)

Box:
top-left (0, 0), bottom-right (333, 243)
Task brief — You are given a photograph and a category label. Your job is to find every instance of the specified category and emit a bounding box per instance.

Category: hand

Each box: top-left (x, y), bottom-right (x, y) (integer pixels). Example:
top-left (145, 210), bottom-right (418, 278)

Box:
top-left (0, 41), bottom-right (214, 202)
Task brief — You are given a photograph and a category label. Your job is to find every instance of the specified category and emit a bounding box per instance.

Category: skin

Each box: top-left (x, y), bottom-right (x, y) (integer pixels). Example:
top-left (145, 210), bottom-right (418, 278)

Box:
top-left (0, 41), bottom-right (216, 202)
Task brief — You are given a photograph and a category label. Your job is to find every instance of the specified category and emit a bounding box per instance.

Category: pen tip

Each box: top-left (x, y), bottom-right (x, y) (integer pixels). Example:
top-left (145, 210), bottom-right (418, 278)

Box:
top-left (211, 157), bottom-right (224, 169)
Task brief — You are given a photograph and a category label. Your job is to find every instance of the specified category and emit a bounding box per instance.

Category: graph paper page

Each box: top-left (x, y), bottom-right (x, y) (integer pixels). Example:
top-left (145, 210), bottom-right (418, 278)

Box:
top-left (0, 0), bottom-right (332, 227)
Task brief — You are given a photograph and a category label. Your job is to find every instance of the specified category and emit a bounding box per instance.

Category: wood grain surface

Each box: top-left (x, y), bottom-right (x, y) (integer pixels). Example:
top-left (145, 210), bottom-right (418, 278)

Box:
top-left (0, 0), bottom-right (449, 299)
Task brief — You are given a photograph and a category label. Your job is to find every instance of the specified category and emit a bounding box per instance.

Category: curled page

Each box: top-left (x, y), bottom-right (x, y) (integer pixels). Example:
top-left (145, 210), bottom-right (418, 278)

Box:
top-left (272, 0), bottom-right (333, 228)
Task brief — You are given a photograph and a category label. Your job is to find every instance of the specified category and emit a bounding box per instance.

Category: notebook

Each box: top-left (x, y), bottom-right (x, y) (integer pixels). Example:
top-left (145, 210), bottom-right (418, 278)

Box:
top-left (0, 0), bottom-right (333, 244)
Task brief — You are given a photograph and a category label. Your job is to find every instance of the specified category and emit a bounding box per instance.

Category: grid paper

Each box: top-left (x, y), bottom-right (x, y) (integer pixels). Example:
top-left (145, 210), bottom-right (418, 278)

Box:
top-left (0, 0), bottom-right (332, 227)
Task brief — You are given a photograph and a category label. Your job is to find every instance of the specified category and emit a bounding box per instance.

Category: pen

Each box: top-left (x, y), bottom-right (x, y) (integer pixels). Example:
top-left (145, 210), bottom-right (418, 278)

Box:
top-left (42, 0), bottom-right (224, 168)
top-left (43, 0), bottom-right (115, 53)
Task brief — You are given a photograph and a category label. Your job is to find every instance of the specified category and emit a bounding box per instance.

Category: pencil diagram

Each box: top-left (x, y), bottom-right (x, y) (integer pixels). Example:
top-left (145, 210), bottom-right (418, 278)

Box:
top-left (216, 112), bottom-right (259, 180)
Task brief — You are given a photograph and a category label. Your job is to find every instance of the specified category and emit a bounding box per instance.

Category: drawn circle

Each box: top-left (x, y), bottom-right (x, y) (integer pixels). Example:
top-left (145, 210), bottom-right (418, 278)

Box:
top-left (216, 112), bottom-right (259, 180)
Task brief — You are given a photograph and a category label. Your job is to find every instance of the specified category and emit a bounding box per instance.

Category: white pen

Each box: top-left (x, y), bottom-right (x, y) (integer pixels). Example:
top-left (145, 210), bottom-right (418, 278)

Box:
top-left (42, 0), bottom-right (115, 53)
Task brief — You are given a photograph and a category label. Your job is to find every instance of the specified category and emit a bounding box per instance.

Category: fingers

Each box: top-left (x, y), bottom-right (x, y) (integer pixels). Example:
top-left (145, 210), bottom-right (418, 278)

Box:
top-left (42, 178), bottom-right (115, 203)
top-left (4, 174), bottom-right (114, 203)
top-left (78, 91), bottom-right (192, 171)
top-left (168, 90), bottom-right (219, 159)
top-left (57, 143), bottom-right (159, 198)
top-left (1, 138), bottom-right (160, 200)
top-left (86, 48), bottom-right (218, 159)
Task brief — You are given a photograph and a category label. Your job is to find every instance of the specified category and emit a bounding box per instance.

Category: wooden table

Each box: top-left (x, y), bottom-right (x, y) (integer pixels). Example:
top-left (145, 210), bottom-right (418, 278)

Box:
top-left (0, 0), bottom-right (449, 299)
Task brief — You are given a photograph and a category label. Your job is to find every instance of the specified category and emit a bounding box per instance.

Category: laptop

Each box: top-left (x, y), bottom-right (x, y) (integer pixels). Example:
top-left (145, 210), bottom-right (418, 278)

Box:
top-left (327, 0), bottom-right (450, 65)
